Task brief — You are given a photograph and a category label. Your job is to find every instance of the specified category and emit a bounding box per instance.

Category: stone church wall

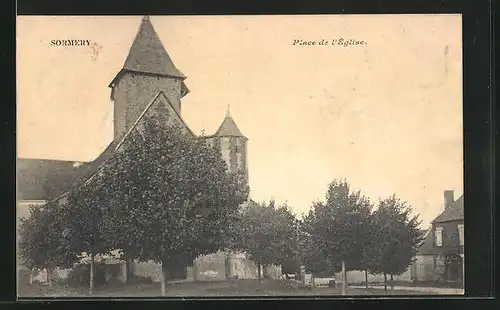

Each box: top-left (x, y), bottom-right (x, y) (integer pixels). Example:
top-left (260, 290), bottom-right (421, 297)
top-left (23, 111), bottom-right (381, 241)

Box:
top-left (112, 72), bottom-right (183, 140)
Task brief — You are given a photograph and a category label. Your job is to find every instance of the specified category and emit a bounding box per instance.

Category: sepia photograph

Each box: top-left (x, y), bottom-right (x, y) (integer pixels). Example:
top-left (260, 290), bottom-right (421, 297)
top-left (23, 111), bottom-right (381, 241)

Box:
top-left (16, 14), bottom-right (464, 298)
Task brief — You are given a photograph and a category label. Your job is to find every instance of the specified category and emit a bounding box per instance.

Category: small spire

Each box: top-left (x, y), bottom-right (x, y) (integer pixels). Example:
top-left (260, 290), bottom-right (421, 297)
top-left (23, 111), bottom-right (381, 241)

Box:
top-left (215, 105), bottom-right (246, 138)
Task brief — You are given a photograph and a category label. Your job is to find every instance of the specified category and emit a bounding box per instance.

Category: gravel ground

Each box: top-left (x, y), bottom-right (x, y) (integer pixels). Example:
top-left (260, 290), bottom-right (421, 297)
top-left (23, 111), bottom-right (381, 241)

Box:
top-left (18, 279), bottom-right (442, 298)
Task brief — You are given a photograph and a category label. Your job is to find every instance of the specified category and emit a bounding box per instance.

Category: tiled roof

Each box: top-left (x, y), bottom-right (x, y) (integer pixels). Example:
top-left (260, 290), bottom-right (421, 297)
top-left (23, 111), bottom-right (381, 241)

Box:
top-left (214, 108), bottom-right (246, 138)
top-left (432, 195), bottom-right (464, 223)
top-left (17, 158), bottom-right (88, 200)
top-left (111, 16), bottom-right (185, 83)
top-left (109, 16), bottom-right (189, 98)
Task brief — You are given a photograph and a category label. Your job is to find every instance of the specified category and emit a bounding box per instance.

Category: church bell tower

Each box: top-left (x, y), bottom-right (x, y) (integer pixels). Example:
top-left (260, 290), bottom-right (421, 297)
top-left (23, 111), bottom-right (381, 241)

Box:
top-left (208, 106), bottom-right (249, 185)
top-left (108, 16), bottom-right (190, 142)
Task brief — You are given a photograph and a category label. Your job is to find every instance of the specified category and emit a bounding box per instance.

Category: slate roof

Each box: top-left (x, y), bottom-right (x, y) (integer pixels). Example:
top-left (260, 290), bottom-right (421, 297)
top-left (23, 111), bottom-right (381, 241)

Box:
top-left (122, 16), bottom-right (184, 78)
top-left (108, 16), bottom-right (189, 97)
top-left (17, 158), bottom-right (88, 200)
top-left (17, 142), bottom-right (120, 202)
top-left (431, 195), bottom-right (464, 223)
top-left (214, 107), bottom-right (246, 138)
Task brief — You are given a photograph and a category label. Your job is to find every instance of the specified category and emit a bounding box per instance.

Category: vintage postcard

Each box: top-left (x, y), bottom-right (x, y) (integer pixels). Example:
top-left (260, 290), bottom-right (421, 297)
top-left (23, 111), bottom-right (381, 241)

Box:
top-left (16, 14), bottom-right (463, 298)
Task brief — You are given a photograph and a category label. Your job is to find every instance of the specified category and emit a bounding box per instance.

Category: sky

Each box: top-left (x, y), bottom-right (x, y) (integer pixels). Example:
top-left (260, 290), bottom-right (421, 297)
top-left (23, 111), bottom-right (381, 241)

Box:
top-left (17, 15), bottom-right (463, 227)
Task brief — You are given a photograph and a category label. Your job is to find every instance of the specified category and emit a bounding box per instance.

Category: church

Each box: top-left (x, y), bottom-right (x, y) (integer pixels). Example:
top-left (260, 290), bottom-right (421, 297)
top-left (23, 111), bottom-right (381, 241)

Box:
top-left (17, 16), bottom-right (281, 282)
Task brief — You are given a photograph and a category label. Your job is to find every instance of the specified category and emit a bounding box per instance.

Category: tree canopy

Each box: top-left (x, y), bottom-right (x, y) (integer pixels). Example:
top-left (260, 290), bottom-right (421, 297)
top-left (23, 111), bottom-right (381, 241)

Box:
top-left (94, 115), bottom-right (249, 273)
top-left (237, 199), bottom-right (297, 280)
top-left (301, 180), bottom-right (374, 275)
top-left (369, 195), bottom-right (423, 277)
top-left (18, 202), bottom-right (80, 271)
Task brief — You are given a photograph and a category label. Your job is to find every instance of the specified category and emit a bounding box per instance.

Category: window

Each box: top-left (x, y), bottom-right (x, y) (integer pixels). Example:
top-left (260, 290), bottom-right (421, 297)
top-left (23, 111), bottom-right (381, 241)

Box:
top-left (457, 224), bottom-right (464, 246)
top-left (435, 227), bottom-right (443, 247)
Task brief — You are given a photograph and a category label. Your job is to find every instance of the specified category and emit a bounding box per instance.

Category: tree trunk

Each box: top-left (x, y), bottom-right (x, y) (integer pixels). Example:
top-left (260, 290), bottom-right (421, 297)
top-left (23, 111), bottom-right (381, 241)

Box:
top-left (194, 260), bottom-right (198, 281)
top-left (383, 273), bottom-right (387, 291)
top-left (390, 274), bottom-right (394, 291)
top-left (257, 263), bottom-right (262, 285)
top-left (364, 269), bottom-right (368, 289)
top-left (311, 273), bottom-right (315, 292)
top-left (341, 260), bottom-right (346, 295)
top-left (124, 252), bottom-right (131, 283)
top-left (161, 261), bottom-right (168, 297)
top-left (47, 268), bottom-right (52, 288)
top-left (89, 253), bottom-right (95, 295)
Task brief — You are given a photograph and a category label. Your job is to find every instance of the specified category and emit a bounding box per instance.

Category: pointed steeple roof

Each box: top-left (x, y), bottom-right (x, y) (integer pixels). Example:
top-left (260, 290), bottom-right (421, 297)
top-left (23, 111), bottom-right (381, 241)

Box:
top-left (109, 16), bottom-right (185, 86)
top-left (214, 105), bottom-right (246, 138)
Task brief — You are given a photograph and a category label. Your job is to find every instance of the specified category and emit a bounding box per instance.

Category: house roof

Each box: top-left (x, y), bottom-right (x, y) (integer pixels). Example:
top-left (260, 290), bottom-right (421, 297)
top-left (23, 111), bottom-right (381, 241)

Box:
top-left (17, 158), bottom-right (89, 200)
top-left (431, 195), bottom-right (464, 223)
top-left (214, 107), bottom-right (246, 138)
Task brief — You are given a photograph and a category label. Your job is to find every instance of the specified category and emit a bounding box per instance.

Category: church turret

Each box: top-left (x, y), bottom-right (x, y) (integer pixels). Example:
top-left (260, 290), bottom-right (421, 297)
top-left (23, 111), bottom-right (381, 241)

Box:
top-left (109, 16), bottom-right (189, 141)
top-left (209, 106), bottom-right (248, 182)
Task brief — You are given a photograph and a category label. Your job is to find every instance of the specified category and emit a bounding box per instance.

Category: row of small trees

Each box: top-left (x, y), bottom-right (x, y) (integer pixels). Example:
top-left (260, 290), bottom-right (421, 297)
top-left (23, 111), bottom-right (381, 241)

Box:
top-left (299, 180), bottom-right (423, 291)
top-left (19, 113), bottom-right (423, 295)
top-left (235, 181), bottom-right (423, 292)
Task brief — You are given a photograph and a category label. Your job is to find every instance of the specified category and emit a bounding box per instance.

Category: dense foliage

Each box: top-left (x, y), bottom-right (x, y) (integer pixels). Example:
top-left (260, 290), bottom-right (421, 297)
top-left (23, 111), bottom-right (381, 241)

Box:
top-left (298, 180), bottom-right (423, 290)
top-left (369, 195), bottom-right (423, 277)
top-left (94, 115), bottom-right (249, 285)
top-left (237, 199), bottom-right (297, 282)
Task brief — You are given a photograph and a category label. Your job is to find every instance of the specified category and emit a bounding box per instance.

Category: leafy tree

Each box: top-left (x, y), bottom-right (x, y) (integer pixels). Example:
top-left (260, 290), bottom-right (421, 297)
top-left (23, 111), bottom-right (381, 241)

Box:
top-left (18, 183), bottom-right (113, 293)
top-left (95, 115), bottom-right (248, 296)
top-left (281, 218), bottom-right (302, 276)
top-left (357, 206), bottom-right (379, 289)
top-left (299, 207), bottom-right (337, 284)
top-left (302, 180), bottom-right (373, 286)
top-left (322, 180), bottom-right (373, 275)
top-left (237, 199), bottom-right (297, 284)
top-left (61, 184), bottom-right (113, 294)
top-left (369, 195), bottom-right (423, 291)
top-left (18, 202), bottom-right (80, 286)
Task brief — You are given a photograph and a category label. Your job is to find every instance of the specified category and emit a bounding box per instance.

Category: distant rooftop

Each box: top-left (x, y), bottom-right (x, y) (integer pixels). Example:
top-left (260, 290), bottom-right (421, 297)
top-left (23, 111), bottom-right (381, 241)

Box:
top-left (432, 195), bottom-right (464, 223)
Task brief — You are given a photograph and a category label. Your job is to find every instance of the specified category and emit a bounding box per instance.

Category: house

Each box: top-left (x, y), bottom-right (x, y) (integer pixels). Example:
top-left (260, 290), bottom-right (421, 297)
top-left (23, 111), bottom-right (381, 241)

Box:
top-left (17, 16), bottom-right (281, 283)
top-left (411, 190), bottom-right (464, 285)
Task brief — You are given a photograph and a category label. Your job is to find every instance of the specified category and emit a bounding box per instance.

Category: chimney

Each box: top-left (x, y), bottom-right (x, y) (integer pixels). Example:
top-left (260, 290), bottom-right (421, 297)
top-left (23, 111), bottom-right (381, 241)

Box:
top-left (444, 190), bottom-right (454, 209)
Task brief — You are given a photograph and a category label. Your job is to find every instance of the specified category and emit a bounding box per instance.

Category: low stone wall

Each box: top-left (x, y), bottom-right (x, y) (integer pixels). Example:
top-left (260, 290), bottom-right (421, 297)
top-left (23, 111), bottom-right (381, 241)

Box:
top-left (194, 251), bottom-right (227, 281)
top-left (130, 252), bottom-right (282, 282)
top-left (131, 260), bottom-right (162, 283)
top-left (22, 267), bottom-right (72, 284)
top-left (263, 265), bottom-right (282, 279)
top-left (225, 252), bottom-right (258, 279)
